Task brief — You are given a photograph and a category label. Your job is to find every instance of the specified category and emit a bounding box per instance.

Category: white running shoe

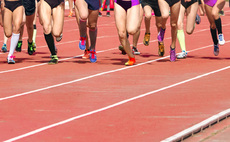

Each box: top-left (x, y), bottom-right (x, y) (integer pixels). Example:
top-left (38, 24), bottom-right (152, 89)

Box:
top-left (177, 51), bottom-right (187, 59)
top-left (218, 34), bottom-right (225, 45)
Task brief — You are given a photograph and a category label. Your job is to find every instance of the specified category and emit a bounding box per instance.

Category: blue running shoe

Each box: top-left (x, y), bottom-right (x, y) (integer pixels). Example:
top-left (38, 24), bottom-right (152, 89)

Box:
top-left (214, 44), bottom-right (219, 56)
top-left (89, 49), bottom-right (97, 63)
top-left (195, 14), bottom-right (201, 24)
top-left (2, 44), bottom-right (7, 53)
top-left (79, 36), bottom-right (86, 50)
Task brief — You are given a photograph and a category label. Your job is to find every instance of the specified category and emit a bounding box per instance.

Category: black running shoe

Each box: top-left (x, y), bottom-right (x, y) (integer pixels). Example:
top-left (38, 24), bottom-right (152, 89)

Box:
top-left (48, 55), bottom-right (58, 64)
top-left (118, 45), bottom-right (126, 55)
top-left (28, 41), bottom-right (34, 55)
top-left (16, 41), bottom-right (22, 52)
top-left (106, 12), bottom-right (110, 17)
top-left (132, 46), bottom-right (140, 55)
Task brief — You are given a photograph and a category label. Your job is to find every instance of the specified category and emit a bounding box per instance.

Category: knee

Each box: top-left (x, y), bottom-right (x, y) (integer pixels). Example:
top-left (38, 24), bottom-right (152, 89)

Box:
top-left (177, 22), bottom-right (183, 30)
top-left (88, 23), bottom-right (97, 31)
top-left (186, 28), bottom-right (194, 35)
top-left (212, 10), bottom-right (219, 20)
top-left (5, 32), bottom-right (12, 38)
top-left (170, 22), bottom-right (177, 29)
top-left (161, 13), bottom-right (169, 20)
top-left (43, 23), bottom-right (52, 34)
top-left (13, 24), bottom-right (21, 34)
top-left (210, 23), bottom-right (216, 29)
top-left (145, 12), bottom-right (152, 20)
top-left (118, 30), bottom-right (127, 40)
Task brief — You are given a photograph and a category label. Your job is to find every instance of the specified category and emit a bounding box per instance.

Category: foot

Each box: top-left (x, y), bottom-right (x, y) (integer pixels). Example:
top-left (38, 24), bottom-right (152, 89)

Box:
top-left (177, 50), bottom-right (187, 59)
top-left (157, 28), bottom-right (165, 42)
top-left (32, 42), bottom-right (36, 52)
top-left (68, 11), bottom-right (73, 17)
top-left (170, 47), bottom-right (176, 62)
top-left (56, 33), bottom-right (63, 42)
top-left (218, 34), bottom-right (225, 45)
top-left (118, 45), bottom-right (126, 55)
top-left (1, 43), bottom-right (7, 53)
top-left (106, 11), bottom-right (110, 17)
top-left (98, 12), bottom-right (102, 17)
top-left (158, 42), bottom-right (165, 57)
top-left (82, 49), bottom-right (90, 59)
top-left (79, 36), bottom-right (86, 50)
top-left (195, 14), bottom-right (201, 24)
top-left (48, 55), bottom-right (58, 64)
top-left (28, 41), bottom-right (34, 55)
top-left (89, 49), bottom-right (97, 63)
top-left (16, 41), bottom-right (22, 52)
top-left (125, 57), bottom-right (136, 66)
top-left (7, 55), bottom-right (15, 64)
top-left (132, 46), bottom-right (140, 55)
top-left (213, 44), bottom-right (219, 56)
top-left (143, 33), bottom-right (150, 46)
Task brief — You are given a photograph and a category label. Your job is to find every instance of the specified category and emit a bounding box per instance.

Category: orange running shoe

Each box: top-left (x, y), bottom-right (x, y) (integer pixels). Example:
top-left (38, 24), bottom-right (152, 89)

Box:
top-left (68, 11), bottom-right (73, 17)
top-left (143, 33), bottom-right (150, 46)
top-left (125, 57), bottom-right (136, 66)
top-left (82, 49), bottom-right (90, 59)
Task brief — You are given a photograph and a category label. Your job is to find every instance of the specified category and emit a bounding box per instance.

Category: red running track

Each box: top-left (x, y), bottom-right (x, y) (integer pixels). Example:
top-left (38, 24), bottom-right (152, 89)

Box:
top-left (0, 6), bottom-right (230, 142)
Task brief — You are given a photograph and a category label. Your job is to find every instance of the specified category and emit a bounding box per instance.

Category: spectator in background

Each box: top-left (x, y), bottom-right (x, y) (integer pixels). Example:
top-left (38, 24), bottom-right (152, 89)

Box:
top-left (99, 0), bottom-right (111, 17)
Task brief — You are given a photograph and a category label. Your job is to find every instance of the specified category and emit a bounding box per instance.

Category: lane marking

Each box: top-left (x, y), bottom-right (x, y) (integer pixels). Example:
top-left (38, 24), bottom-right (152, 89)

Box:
top-left (1, 40), bottom-right (230, 100)
top-left (3, 64), bottom-right (230, 142)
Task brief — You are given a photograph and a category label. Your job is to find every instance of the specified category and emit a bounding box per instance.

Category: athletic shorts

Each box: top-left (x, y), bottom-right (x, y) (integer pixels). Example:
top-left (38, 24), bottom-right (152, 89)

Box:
top-left (23, 0), bottom-right (36, 16)
top-left (204, 0), bottom-right (216, 7)
top-left (141, 0), bottom-right (161, 17)
top-left (165, 0), bottom-right (180, 7)
top-left (37, 0), bottom-right (40, 2)
top-left (4, 0), bottom-right (23, 12)
top-left (44, 0), bottom-right (64, 9)
top-left (181, 0), bottom-right (198, 9)
top-left (198, 0), bottom-right (201, 4)
top-left (85, 0), bottom-right (100, 10)
top-left (114, 0), bottom-right (140, 11)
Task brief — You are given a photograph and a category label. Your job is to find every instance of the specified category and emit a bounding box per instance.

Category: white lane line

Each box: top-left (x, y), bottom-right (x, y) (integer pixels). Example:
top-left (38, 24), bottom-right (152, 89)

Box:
top-left (1, 40), bottom-right (230, 101)
top-left (3, 64), bottom-right (230, 142)
top-left (161, 108), bottom-right (230, 142)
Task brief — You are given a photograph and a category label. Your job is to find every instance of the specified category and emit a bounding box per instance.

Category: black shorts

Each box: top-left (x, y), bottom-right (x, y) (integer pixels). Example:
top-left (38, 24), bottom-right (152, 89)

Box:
top-left (85, 0), bottom-right (100, 10)
top-left (165, 0), bottom-right (180, 7)
top-left (44, 0), bottom-right (64, 9)
top-left (4, 0), bottom-right (23, 12)
top-left (141, 0), bottom-right (161, 17)
top-left (23, 0), bottom-right (36, 16)
top-left (37, 0), bottom-right (40, 2)
top-left (181, 0), bottom-right (198, 9)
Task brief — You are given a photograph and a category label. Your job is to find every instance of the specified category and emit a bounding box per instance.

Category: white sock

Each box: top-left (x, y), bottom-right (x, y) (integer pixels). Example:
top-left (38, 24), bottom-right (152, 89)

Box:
top-left (8, 33), bottom-right (20, 57)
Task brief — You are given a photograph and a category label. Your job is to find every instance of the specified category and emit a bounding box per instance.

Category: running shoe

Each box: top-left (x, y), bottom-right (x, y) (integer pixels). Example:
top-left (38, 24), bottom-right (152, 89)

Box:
top-left (1, 43), bottom-right (7, 53)
top-left (32, 42), bottom-right (36, 52)
top-left (119, 45), bottom-right (126, 55)
top-left (99, 12), bottom-right (102, 17)
top-left (170, 47), bottom-right (176, 62)
top-left (82, 49), bottom-right (90, 59)
top-left (143, 33), bottom-right (150, 46)
top-left (219, 10), bottom-right (224, 16)
top-left (28, 41), bottom-right (34, 55)
top-left (158, 42), bottom-right (165, 57)
top-left (213, 44), bottom-right (219, 56)
top-left (7, 55), bottom-right (15, 64)
top-left (48, 55), bottom-right (58, 64)
top-left (177, 50), bottom-right (187, 59)
top-left (56, 33), bottom-right (63, 42)
top-left (195, 14), bottom-right (201, 24)
top-left (16, 41), bottom-right (22, 52)
top-left (157, 28), bottom-right (165, 42)
top-left (89, 49), bottom-right (97, 63)
top-left (125, 57), bottom-right (136, 66)
top-left (106, 11), bottom-right (110, 17)
top-left (132, 46), bottom-right (140, 55)
top-left (218, 34), bottom-right (225, 45)
top-left (68, 11), bottom-right (73, 17)
top-left (79, 36), bottom-right (86, 50)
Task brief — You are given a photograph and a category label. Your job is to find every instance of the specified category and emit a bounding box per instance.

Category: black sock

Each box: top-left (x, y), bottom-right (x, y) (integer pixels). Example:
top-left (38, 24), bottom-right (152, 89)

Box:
top-left (210, 28), bottom-right (218, 45)
top-left (33, 24), bottom-right (36, 29)
top-left (44, 33), bottom-right (56, 55)
top-left (215, 18), bottom-right (222, 34)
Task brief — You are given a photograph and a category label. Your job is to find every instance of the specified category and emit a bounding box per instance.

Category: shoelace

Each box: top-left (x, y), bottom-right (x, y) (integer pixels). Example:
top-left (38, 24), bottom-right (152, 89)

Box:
top-left (80, 37), bottom-right (86, 45)
top-left (219, 34), bottom-right (223, 40)
top-left (89, 50), bottom-right (96, 59)
top-left (9, 55), bottom-right (15, 60)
